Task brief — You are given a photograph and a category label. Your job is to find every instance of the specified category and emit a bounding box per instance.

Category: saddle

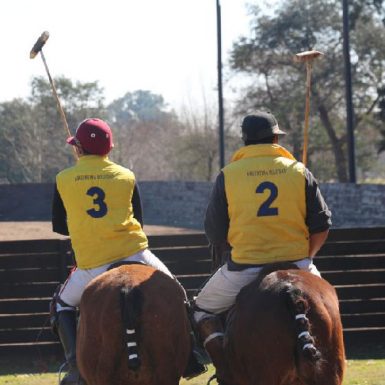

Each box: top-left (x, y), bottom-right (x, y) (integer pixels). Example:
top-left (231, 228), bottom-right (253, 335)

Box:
top-left (107, 260), bottom-right (147, 271)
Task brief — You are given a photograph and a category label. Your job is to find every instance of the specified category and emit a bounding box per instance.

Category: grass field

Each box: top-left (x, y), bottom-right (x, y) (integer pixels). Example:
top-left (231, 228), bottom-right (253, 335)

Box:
top-left (1, 344), bottom-right (385, 385)
top-left (0, 362), bottom-right (385, 385)
top-left (0, 350), bottom-right (385, 385)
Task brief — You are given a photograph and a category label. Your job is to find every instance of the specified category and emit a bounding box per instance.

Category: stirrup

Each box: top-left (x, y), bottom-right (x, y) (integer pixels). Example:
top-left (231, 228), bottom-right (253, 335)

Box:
top-left (207, 373), bottom-right (230, 385)
top-left (183, 364), bottom-right (207, 380)
top-left (183, 350), bottom-right (207, 379)
top-left (58, 361), bottom-right (85, 385)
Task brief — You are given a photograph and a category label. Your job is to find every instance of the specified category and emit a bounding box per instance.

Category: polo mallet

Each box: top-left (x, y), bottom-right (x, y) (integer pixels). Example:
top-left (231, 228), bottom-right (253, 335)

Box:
top-left (294, 50), bottom-right (324, 166)
top-left (30, 31), bottom-right (78, 160)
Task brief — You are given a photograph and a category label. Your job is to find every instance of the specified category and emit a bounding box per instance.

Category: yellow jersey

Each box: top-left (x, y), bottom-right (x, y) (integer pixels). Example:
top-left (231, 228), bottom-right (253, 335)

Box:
top-left (56, 155), bottom-right (148, 269)
top-left (223, 144), bottom-right (309, 265)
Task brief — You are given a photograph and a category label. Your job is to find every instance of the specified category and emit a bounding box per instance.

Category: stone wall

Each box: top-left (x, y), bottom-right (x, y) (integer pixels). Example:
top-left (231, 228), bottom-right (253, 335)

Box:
top-left (0, 184), bottom-right (54, 221)
top-left (141, 182), bottom-right (385, 229)
top-left (139, 181), bottom-right (212, 229)
top-left (1, 182), bottom-right (384, 229)
top-left (320, 183), bottom-right (385, 228)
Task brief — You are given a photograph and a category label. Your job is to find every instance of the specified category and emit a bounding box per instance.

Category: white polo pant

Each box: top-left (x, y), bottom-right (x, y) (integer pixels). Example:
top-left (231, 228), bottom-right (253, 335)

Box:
top-left (57, 249), bottom-right (173, 310)
top-left (194, 258), bottom-right (320, 323)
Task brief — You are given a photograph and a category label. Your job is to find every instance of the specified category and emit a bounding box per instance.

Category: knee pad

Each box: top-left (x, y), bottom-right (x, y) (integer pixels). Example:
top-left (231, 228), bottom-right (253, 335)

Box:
top-left (196, 315), bottom-right (224, 349)
top-left (193, 305), bottom-right (216, 324)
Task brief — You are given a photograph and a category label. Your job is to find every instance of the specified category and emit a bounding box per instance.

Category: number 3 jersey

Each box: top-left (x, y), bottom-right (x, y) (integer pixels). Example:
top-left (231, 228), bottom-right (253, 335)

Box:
top-left (223, 144), bottom-right (311, 265)
top-left (56, 155), bottom-right (148, 269)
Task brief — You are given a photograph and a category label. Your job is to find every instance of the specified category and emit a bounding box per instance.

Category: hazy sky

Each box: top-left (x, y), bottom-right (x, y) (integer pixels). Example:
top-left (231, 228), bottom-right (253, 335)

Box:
top-left (0, 0), bottom-right (261, 111)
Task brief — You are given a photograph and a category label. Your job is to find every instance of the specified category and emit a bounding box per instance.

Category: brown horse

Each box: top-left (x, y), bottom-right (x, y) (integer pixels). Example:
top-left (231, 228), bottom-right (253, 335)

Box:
top-left (224, 265), bottom-right (345, 385)
top-left (76, 263), bottom-right (191, 385)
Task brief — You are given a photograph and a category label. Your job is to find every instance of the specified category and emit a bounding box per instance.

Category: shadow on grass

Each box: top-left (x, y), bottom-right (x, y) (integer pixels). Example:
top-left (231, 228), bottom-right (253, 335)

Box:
top-left (0, 353), bottom-right (62, 375)
top-left (345, 339), bottom-right (385, 359)
top-left (1, 340), bottom-right (384, 376)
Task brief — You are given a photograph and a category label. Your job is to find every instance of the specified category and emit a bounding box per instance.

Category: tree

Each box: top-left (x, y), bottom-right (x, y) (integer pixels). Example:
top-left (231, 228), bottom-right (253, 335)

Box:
top-left (376, 86), bottom-right (385, 154)
top-left (0, 99), bottom-right (39, 183)
top-left (107, 90), bottom-right (181, 180)
top-left (0, 77), bottom-right (107, 183)
top-left (29, 76), bottom-right (106, 182)
top-left (229, 0), bottom-right (385, 181)
top-left (170, 102), bottom-right (218, 181)
top-left (169, 98), bottom-right (241, 181)
top-left (1, 80), bottom-right (229, 183)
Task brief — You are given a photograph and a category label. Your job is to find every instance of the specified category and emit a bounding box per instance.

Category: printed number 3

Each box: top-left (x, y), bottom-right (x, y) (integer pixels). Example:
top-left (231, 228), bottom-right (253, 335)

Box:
top-left (86, 186), bottom-right (108, 218)
top-left (256, 181), bottom-right (278, 217)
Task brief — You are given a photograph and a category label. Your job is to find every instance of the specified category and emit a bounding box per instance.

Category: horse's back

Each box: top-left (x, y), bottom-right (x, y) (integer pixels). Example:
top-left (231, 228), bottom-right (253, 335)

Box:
top-left (77, 264), bottom-right (190, 385)
top-left (227, 268), bottom-right (345, 385)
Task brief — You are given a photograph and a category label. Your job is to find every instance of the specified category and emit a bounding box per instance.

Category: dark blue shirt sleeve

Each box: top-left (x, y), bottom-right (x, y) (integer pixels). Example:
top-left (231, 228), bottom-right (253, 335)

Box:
top-left (132, 183), bottom-right (143, 227)
top-left (51, 183), bottom-right (69, 235)
top-left (204, 172), bottom-right (229, 243)
top-left (304, 168), bottom-right (332, 234)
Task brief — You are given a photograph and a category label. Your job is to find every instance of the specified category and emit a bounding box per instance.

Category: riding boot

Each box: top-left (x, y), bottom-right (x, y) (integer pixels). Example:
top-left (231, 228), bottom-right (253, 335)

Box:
top-left (196, 316), bottom-right (232, 385)
top-left (57, 311), bottom-right (84, 385)
top-left (182, 330), bottom-right (208, 379)
top-left (182, 301), bottom-right (207, 379)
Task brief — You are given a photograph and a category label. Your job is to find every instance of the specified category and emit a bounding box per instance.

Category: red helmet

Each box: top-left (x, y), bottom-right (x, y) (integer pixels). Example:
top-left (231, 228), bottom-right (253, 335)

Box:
top-left (67, 118), bottom-right (114, 156)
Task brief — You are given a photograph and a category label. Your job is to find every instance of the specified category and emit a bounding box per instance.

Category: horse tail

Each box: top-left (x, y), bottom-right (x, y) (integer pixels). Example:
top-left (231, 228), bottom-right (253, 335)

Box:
top-left (120, 286), bottom-right (143, 370)
top-left (286, 286), bottom-right (322, 363)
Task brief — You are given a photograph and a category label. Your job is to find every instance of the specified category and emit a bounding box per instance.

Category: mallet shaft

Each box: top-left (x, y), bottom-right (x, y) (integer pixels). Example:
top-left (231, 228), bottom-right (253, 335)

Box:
top-left (302, 61), bottom-right (312, 166)
top-left (294, 50), bottom-right (324, 166)
top-left (30, 31), bottom-right (78, 160)
top-left (40, 50), bottom-right (78, 160)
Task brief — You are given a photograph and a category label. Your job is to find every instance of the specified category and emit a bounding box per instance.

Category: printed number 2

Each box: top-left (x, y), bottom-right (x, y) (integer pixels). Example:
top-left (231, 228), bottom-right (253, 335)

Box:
top-left (256, 181), bottom-right (278, 217)
top-left (86, 186), bottom-right (108, 218)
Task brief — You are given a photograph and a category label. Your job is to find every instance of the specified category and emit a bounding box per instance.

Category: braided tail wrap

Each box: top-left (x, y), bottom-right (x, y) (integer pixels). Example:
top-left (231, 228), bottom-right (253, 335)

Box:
top-left (286, 287), bottom-right (321, 362)
top-left (120, 286), bottom-right (143, 370)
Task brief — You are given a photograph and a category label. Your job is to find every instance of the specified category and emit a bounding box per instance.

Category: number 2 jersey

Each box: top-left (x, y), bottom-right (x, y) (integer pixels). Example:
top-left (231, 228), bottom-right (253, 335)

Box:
top-left (205, 144), bottom-right (332, 268)
top-left (54, 155), bottom-right (148, 269)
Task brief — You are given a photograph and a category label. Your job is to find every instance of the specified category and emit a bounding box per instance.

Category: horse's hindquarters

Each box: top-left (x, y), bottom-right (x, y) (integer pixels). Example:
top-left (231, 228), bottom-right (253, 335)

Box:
top-left (77, 264), bottom-right (191, 385)
top-left (226, 269), bottom-right (345, 385)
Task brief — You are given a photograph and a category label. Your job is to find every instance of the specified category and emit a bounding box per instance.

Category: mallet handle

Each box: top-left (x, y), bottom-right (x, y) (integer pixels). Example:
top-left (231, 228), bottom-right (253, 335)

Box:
top-left (302, 61), bottom-right (312, 166)
top-left (40, 50), bottom-right (78, 160)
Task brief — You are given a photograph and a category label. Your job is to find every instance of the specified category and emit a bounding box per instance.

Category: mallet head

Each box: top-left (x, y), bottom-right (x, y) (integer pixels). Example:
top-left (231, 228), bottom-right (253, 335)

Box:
top-left (294, 50), bottom-right (324, 63)
top-left (30, 31), bottom-right (50, 59)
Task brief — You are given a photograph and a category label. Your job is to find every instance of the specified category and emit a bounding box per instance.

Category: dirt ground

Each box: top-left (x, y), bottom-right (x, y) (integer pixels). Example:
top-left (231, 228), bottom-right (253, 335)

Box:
top-left (0, 221), bottom-right (200, 241)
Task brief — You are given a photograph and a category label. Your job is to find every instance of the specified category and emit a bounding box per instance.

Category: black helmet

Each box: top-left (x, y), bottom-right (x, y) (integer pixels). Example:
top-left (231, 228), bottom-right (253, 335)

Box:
top-left (241, 111), bottom-right (286, 142)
